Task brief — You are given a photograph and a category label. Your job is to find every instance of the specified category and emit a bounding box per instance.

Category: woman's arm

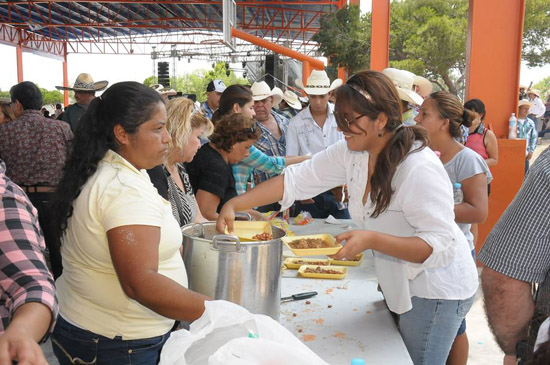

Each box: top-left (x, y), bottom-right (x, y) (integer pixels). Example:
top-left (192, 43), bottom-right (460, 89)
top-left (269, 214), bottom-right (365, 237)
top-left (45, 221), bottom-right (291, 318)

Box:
top-left (195, 189), bottom-right (222, 221)
top-left (217, 176), bottom-right (284, 233)
top-left (454, 173), bottom-right (489, 224)
top-left (484, 130), bottom-right (499, 167)
top-left (332, 230), bottom-right (433, 263)
top-left (285, 155), bottom-right (311, 166)
top-left (108, 225), bottom-right (210, 322)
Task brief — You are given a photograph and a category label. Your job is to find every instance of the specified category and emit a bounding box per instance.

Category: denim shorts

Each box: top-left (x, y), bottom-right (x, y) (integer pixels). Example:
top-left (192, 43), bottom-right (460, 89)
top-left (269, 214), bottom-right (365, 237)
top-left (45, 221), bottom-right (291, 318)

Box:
top-left (398, 295), bottom-right (475, 365)
top-left (52, 315), bottom-right (171, 365)
top-left (456, 249), bottom-right (478, 337)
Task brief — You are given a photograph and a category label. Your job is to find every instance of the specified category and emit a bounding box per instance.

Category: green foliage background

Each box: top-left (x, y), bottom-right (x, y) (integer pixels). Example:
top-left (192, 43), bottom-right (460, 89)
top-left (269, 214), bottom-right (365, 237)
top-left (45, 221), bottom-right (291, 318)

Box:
top-left (144, 62), bottom-right (249, 102)
top-left (313, 0), bottom-right (550, 97)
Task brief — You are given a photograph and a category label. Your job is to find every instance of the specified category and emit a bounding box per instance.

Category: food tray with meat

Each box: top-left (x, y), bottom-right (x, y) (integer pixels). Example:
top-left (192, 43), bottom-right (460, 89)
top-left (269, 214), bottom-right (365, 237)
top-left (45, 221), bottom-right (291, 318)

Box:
top-left (329, 253), bottom-right (364, 266)
top-left (225, 221), bottom-right (273, 241)
top-left (298, 265), bottom-right (347, 279)
top-left (284, 258), bottom-right (331, 270)
top-left (281, 234), bottom-right (342, 256)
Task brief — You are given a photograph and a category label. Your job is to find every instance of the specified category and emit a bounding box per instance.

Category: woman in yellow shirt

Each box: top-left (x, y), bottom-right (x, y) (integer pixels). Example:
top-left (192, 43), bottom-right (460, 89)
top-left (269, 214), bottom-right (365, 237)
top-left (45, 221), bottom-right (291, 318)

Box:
top-left (51, 82), bottom-right (209, 364)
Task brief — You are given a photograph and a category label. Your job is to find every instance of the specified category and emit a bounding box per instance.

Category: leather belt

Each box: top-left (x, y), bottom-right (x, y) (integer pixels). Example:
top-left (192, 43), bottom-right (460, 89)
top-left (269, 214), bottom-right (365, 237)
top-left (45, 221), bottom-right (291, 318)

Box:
top-left (22, 186), bottom-right (56, 193)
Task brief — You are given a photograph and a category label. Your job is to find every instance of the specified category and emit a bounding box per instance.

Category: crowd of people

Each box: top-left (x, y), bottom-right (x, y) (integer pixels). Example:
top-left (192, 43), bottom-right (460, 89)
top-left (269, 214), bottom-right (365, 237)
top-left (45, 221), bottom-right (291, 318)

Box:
top-left (0, 65), bottom-right (548, 365)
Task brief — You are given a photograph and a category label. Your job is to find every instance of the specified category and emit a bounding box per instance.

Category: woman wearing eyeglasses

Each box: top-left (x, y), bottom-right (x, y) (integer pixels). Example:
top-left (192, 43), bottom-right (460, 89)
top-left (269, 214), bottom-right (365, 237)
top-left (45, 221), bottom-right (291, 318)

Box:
top-left (217, 70), bottom-right (478, 364)
top-left (186, 113), bottom-right (263, 220)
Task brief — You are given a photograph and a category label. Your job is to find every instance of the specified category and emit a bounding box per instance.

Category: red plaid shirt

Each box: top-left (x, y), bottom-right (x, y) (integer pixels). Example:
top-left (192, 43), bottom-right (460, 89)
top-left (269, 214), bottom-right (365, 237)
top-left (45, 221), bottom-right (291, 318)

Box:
top-left (0, 160), bottom-right (58, 340)
top-left (0, 109), bottom-right (73, 186)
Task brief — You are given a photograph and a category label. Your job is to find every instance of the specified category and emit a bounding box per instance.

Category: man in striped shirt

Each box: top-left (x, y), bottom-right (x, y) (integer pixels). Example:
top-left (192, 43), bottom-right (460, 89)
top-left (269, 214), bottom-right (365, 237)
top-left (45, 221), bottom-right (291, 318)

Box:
top-left (479, 146), bottom-right (550, 364)
top-left (0, 159), bottom-right (58, 363)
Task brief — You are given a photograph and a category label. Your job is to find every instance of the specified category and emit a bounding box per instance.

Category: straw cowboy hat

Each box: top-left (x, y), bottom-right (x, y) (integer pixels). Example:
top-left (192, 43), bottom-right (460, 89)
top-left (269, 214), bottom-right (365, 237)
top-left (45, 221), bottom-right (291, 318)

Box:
top-left (250, 81), bottom-right (283, 105)
top-left (382, 68), bottom-right (424, 106)
top-left (282, 90), bottom-right (302, 110)
top-left (295, 70), bottom-right (343, 96)
top-left (518, 99), bottom-right (533, 108)
top-left (527, 89), bottom-right (540, 97)
top-left (56, 73), bottom-right (108, 92)
top-left (151, 84), bottom-right (177, 97)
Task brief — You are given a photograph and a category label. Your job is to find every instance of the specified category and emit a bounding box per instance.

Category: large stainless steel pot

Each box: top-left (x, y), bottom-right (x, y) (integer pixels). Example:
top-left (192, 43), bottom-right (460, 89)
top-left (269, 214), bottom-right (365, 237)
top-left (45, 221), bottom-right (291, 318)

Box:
top-left (181, 222), bottom-right (285, 320)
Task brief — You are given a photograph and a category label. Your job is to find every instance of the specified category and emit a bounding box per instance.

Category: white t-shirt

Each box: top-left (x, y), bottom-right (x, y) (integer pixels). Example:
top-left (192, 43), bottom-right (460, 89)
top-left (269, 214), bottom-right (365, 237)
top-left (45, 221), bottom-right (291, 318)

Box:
top-left (280, 140), bottom-right (479, 314)
top-left (286, 104), bottom-right (343, 156)
top-left (56, 150), bottom-right (187, 340)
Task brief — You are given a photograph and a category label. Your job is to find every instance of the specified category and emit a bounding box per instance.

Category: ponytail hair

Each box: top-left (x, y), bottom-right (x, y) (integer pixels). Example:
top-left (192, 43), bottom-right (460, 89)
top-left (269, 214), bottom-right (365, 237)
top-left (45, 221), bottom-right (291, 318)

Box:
top-left (51, 81), bottom-right (164, 242)
top-left (428, 91), bottom-right (475, 139)
top-left (213, 84), bottom-right (253, 123)
top-left (334, 70), bottom-right (428, 218)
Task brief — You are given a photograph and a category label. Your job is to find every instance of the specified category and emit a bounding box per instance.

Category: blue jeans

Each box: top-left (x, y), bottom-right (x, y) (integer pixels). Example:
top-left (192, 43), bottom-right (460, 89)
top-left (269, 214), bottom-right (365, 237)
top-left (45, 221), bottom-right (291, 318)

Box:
top-left (398, 295), bottom-right (475, 365)
top-left (292, 190), bottom-right (350, 219)
top-left (52, 316), bottom-right (170, 365)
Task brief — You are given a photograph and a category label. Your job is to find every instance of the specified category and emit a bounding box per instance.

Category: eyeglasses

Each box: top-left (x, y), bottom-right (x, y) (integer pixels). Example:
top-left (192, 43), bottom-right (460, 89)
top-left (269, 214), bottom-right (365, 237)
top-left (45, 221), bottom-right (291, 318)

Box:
top-left (334, 110), bottom-right (367, 128)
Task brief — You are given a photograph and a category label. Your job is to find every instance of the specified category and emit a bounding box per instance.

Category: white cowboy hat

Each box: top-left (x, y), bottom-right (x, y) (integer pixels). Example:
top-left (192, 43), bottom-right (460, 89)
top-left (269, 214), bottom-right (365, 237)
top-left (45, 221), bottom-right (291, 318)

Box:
top-left (56, 73), bottom-right (108, 92)
top-left (295, 70), bottom-right (343, 96)
top-left (412, 75), bottom-right (433, 98)
top-left (282, 90), bottom-right (302, 110)
top-left (382, 68), bottom-right (424, 106)
top-left (250, 81), bottom-right (283, 105)
top-left (518, 99), bottom-right (533, 108)
top-left (151, 84), bottom-right (177, 96)
top-left (527, 89), bottom-right (540, 97)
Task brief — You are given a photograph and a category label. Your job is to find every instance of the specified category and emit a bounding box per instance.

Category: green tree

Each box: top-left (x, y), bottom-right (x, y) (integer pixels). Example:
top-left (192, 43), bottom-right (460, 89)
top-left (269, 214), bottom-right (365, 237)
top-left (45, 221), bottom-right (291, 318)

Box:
top-left (143, 76), bottom-right (158, 87)
top-left (314, 0), bottom-right (549, 97)
top-left (523, 0), bottom-right (550, 67)
top-left (533, 76), bottom-right (550, 101)
top-left (312, 5), bottom-right (371, 74)
top-left (39, 87), bottom-right (64, 105)
top-left (151, 62), bottom-right (249, 102)
top-left (389, 0), bottom-right (469, 95)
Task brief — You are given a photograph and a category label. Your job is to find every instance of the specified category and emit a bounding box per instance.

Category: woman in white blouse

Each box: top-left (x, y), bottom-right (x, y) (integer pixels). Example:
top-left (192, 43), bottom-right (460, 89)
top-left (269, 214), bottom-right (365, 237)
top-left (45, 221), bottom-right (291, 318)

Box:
top-left (217, 71), bottom-right (478, 364)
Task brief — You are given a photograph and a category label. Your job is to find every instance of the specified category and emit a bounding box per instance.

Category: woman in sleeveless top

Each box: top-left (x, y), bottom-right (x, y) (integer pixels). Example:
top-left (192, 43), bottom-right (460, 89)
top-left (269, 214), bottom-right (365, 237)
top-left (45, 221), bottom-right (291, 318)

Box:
top-left (162, 97), bottom-right (213, 226)
top-left (464, 99), bottom-right (498, 168)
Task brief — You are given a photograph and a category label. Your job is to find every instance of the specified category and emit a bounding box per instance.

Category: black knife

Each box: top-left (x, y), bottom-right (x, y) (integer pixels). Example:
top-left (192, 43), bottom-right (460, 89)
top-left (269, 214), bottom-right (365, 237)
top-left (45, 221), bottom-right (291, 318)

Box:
top-left (281, 291), bottom-right (318, 302)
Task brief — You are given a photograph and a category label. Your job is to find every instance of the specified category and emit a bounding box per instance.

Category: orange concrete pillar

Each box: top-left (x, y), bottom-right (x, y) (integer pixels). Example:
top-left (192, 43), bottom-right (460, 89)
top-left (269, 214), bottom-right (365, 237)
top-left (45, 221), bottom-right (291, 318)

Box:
top-left (338, 67), bottom-right (346, 81)
top-left (465, 0), bottom-right (527, 254)
top-left (16, 43), bottom-right (23, 82)
top-left (370, 0), bottom-right (390, 71)
top-left (302, 61), bottom-right (311, 90)
top-left (63, 44), bottom-right (69, 106)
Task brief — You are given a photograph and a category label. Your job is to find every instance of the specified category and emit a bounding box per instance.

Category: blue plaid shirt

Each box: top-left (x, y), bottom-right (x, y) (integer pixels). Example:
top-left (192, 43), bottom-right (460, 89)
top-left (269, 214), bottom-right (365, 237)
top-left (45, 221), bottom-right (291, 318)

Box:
top-left (518, 117), bottom-right (538, 155)
top-left (232, 146), bottom-right (286, 195)
top-left (253, 110), bottom-right (289, 183)
top-left (201, 102), bottom-right (214, 121)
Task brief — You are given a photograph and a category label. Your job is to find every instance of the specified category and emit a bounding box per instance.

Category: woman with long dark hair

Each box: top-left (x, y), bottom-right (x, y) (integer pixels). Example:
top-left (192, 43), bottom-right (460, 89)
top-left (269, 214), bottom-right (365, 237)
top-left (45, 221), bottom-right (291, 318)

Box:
top-left (217, 71), bottom-right (478, 364)
top-left (50, 82), bottom-right (209, 364)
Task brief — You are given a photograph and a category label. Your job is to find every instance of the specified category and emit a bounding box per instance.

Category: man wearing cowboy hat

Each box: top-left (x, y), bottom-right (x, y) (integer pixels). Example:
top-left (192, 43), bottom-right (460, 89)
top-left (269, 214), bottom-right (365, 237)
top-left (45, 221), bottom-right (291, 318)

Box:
top-left (0, 81), bottom-right (73, 278)
top-left (277, 90), bottom-right (302, 120)
top-left (250, 81), bottom-right (288, 182)
top-left (382, 68), bottom-right (424, 127)
top-left (517, 99), bottom-right (538, 173)
top-left (286, 70), bottom-right (349, 219)
top-left (527, 89), bottom-right (545, 131)
top-left (56, 73), bottom-right (108, 133)
top-left (202, 79), bottom-right (226, 120)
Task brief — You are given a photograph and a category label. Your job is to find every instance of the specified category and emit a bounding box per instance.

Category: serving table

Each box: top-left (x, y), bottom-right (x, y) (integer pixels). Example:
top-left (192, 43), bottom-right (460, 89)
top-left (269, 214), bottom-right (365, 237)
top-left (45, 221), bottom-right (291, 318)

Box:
top-left (280, 219), bottom-right (412, 364)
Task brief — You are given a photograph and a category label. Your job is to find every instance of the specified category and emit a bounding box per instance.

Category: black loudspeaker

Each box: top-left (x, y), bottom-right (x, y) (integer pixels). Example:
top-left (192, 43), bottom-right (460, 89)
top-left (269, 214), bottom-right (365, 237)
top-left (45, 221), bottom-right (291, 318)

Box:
top-left (158, 62), bottom-right (170, 87)
top-left (265, 55), bottom-right (276, 88)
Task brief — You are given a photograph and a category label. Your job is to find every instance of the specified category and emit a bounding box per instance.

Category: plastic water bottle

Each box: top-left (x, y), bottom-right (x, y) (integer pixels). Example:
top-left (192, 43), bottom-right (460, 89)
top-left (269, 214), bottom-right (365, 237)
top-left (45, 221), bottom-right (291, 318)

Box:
top-left (453, 182), bottom-right (463, 204)
top-left (351, 359), bottom-right (365, 365)
top-left (508, 113), bottom-right (517, 139)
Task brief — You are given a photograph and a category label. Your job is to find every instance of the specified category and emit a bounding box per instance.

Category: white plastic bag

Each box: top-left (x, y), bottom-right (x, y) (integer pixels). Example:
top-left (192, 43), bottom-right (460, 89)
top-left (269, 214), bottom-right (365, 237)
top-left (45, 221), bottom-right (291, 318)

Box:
top-left (159, 300), bottom-right (328, 365)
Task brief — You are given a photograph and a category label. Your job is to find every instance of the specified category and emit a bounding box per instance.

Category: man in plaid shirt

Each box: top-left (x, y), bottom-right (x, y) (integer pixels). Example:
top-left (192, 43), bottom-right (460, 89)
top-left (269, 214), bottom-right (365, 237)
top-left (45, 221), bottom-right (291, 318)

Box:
top-left (0, 159), bottom-right (58, 363)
